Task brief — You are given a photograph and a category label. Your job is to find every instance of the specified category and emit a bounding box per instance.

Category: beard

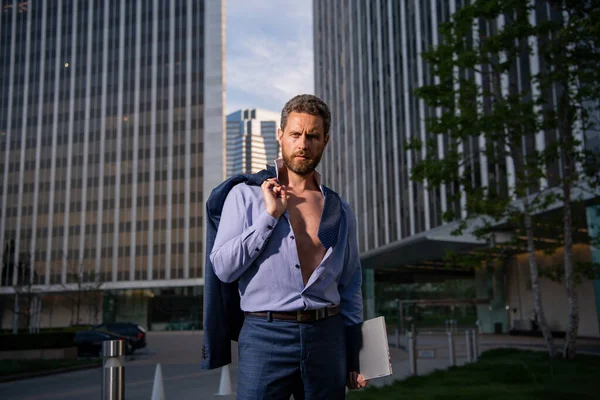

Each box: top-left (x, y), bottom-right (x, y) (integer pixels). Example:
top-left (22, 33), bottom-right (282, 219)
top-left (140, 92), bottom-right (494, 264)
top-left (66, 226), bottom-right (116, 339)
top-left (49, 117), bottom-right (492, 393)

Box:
top-left (282, 148), bottom-right (324, 176)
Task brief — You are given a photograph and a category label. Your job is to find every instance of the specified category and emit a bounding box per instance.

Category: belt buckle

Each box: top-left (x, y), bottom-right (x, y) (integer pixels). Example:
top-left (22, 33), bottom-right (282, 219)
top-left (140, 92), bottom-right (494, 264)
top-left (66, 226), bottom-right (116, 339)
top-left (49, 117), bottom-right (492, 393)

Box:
top-left (297, 310), bottom-right (302, 322)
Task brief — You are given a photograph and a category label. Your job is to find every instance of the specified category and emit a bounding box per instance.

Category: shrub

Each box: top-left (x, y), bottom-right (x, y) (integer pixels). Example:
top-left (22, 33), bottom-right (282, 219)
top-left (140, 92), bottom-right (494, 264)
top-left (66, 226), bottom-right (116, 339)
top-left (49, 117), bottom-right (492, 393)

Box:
top-left (0, 332), bottom-right (76, 351)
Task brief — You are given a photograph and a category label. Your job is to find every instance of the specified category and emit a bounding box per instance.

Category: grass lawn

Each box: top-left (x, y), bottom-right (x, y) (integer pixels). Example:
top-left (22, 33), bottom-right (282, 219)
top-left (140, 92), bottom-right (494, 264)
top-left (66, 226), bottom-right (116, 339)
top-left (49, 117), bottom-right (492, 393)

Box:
top-left (0, 358), bottom-right (101, 378)
top-left (348, 348), bottom-right (600, 400)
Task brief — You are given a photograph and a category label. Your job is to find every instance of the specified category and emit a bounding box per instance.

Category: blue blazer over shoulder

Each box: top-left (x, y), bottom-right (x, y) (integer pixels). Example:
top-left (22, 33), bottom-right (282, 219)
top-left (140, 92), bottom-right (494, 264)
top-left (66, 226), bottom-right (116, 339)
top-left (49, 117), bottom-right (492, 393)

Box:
top-left (201, 168), bottom-right (275, 369)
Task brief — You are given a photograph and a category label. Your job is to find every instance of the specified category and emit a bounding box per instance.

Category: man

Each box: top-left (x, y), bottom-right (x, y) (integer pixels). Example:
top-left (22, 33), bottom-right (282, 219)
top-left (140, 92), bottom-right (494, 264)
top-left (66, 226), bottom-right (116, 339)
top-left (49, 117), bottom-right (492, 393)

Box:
top-left (210, 94), bottom-right (367, 399)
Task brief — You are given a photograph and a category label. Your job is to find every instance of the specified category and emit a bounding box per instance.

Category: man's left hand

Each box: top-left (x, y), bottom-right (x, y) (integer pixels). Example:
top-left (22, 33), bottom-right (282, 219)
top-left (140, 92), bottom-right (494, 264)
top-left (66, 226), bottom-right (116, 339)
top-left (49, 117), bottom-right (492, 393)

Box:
top-left (346, 371), bottom-right (368, 390)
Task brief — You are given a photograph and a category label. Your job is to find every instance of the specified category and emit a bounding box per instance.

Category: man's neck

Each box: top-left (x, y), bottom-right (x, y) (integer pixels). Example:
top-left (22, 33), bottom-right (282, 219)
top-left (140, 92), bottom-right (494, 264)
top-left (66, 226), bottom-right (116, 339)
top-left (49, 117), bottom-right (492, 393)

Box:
top-left (278, 166), bottom-right (319, 193)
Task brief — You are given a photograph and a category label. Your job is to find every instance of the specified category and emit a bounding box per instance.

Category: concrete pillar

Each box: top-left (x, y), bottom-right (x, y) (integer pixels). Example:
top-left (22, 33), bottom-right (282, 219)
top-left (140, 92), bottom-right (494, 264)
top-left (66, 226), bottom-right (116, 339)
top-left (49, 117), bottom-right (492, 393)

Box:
top-left (465, 329), bottom-right (473, 363)
top-left (586, 205), bottom-right (600, 335)
top-left (407, 331), bottom-right (417, 375)
top-left (475, 265), bottom-right (492, 333)
top-left (12, 293), bottom-right (19, 334)
top-left (364, 268), bottom-right (376, 320)
top-left (475, 261), bottom-right (509, 334)
top-left (471, 328), bottom-right (479, 361)
top-left (447, 331), bottom-right (456, 367)
top-left (492, 260), bottom-right (509, 333)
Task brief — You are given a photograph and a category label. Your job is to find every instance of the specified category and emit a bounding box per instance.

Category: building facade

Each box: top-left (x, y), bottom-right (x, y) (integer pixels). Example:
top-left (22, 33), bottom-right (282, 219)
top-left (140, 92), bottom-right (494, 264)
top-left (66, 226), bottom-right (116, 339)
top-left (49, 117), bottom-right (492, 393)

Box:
top-left (313, 0), bottom-right (600, 336)
top-left (0, 0), bottom-right (225, 330)
top-left (225, 108), bottom-right (280, 177)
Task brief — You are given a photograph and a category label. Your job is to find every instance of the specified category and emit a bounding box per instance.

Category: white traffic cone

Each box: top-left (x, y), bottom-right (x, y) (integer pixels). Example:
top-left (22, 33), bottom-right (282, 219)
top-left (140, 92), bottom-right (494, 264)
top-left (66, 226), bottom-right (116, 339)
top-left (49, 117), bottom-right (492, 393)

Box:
top-left (215, 364), bottom-right (233, 396)
top-left (151, 363), bottom-right (166, 400)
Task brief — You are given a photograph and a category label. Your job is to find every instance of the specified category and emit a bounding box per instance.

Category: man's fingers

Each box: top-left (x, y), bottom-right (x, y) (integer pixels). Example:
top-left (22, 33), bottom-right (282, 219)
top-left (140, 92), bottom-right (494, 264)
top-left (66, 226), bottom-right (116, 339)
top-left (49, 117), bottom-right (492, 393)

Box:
top-left (261, 178), bottom-right (278, 185)
top-left (262, 179), bottom-right (280, 194)
top-left (352, 373), bottom-right (360, 390)
top-left (357, 374), bottom-right (368, 388)
top-left (345, 372), bottom-right (367, 390)
top-left (271, 185), bottom-right (286, 198)
top-left (346, 372), bottom-right (360, 390)
top-left (279, 185), bottom-right (287, 201)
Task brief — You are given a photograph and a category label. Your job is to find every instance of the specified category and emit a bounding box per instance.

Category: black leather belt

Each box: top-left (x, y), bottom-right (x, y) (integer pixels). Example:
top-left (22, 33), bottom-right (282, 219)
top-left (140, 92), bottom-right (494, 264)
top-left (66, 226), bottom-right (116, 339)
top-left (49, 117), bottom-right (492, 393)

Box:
top-left (245, 305), bottom-right (341, 323)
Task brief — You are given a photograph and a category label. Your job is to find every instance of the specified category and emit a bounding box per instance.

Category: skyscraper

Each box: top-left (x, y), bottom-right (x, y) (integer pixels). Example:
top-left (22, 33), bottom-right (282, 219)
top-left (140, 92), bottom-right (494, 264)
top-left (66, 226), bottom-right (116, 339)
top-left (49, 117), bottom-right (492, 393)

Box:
top-left (225, 108), bottom-right (280, 177)
top-left (0, 0), bottom-right (225, 329)
top-left (313, 0), bottom-right (600, 336)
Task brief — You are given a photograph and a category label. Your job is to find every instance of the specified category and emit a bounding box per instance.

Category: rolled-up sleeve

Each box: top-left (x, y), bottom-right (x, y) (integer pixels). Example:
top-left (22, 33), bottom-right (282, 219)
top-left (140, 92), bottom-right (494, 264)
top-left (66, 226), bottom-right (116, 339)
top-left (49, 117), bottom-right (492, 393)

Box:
top-left (338, 205), bottom-right (364, 326)
top-left (210, 185), bottom-right (279, 283)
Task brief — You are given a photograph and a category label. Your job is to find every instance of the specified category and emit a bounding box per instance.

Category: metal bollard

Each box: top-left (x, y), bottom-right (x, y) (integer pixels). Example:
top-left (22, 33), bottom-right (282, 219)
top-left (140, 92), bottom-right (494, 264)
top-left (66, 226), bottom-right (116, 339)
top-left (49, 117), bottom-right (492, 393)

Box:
top-left (471, 328), bottom-right (479, 362)
top-left (102, 340), bottom-right (125, 400)
top-left (447, 331), bottom-right (456, 367)
top-left (407, 331), bottom-right (417, 376)
top-left (465, 329), bottom-right (473, 363)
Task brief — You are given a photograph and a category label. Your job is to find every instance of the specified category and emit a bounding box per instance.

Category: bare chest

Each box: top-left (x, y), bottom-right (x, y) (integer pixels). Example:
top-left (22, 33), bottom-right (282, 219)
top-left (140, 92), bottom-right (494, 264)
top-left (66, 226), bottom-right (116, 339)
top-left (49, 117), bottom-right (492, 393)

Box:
top-left (287, 193), bottom-right (326, 285)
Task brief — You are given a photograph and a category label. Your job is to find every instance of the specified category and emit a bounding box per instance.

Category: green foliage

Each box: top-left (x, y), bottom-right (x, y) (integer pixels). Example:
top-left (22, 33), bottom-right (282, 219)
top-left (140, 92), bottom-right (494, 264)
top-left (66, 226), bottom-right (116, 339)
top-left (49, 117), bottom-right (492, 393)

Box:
top-left (410, 0), bottom-right (600, 278)
top-left (0, 332), bottom-right (77, 351)
top-left (0, 358), bottom-right (101, 378)
top-left (348, 349), bottom-right (600, 400)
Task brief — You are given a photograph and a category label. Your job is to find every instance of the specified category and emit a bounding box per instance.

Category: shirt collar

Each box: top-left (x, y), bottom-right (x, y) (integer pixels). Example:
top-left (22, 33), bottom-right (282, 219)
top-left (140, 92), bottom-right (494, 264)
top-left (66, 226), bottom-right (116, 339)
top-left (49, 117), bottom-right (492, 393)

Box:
top-left (273, 158), bottom-right (322, 187)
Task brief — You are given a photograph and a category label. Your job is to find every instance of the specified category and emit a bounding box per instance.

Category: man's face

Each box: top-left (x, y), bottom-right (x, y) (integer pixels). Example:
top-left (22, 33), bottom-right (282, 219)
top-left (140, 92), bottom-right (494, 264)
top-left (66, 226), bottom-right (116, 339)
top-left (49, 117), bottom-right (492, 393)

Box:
top-left (278, 112), bottom-right (329, 176)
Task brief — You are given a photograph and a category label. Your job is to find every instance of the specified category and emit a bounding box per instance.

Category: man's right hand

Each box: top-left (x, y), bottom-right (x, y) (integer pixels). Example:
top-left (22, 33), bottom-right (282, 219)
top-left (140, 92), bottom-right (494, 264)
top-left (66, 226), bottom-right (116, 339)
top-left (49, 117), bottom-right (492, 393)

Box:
top-left (346, 372), bottom-right (368, 390)
top-left (261, 178), bottom-right (287, 218)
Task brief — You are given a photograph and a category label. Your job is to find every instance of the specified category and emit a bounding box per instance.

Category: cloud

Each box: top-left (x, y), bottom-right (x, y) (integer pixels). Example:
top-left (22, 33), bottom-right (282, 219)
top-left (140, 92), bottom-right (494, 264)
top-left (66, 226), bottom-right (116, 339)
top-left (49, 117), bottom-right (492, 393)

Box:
top-left (225, 0), bottom-right (314, 114)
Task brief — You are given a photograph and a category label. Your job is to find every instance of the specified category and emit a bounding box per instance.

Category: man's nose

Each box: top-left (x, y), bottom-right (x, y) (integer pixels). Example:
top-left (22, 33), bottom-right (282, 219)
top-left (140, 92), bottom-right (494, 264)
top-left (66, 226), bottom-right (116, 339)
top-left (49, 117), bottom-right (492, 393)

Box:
top-left (297, 135), bottom-right (309, 149)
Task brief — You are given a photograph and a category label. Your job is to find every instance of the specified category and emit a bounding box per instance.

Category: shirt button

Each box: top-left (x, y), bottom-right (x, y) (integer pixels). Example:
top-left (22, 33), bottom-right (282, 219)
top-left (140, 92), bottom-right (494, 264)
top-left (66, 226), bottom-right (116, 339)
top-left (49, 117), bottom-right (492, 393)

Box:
top-left (255, 247), bottom-right (260, 252)
top-left (295, 264), bottom-right (300, 269)
top-left (290, 236), bottom-right (294, 240)
top-left (267, 225), bottom-right (273, 230)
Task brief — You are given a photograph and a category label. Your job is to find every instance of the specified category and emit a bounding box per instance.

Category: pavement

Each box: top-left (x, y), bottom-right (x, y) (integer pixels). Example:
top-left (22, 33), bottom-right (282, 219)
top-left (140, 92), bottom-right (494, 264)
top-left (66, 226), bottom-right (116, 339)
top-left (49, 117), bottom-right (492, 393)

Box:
top-left (0, 331), bottom-right (229, 400)
top-left (0, 330), bottom-right (598, 399)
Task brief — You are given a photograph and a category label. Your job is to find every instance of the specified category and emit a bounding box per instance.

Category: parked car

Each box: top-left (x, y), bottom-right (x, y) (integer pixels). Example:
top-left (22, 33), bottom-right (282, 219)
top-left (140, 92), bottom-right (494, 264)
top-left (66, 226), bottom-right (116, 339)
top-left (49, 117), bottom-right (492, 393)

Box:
top-left (74, 330), bottom-right (133, 357)
top-left (165, 319), bottom-right (198, 331)
top-left (92, 322), bottom-right (147, 352)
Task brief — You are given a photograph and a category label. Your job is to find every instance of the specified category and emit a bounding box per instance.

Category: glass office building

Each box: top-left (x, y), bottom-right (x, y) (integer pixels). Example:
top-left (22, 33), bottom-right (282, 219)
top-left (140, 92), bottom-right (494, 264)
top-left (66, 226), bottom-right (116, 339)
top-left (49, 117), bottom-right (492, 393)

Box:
top-left (313, 0), bottom-right (600, 336)
top-left (0, 0), bottom-right (225, 330)
top-left (225, 108), bottom-right (280, 177)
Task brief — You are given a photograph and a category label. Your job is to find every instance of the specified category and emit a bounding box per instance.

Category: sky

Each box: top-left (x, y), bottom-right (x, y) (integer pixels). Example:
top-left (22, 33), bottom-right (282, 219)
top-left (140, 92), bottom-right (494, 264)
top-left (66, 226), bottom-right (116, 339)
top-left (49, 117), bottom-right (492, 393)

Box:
top-left (225, 0), bottom-right (314, 115)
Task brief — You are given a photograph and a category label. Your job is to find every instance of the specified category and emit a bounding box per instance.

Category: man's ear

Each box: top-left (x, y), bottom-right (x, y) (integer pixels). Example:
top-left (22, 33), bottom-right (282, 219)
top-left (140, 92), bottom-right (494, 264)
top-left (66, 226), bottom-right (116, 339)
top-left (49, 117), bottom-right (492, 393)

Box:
top-left (324, 134), bottom-right (330, 148)
top-left (277, 128), bottom-right (283, 144)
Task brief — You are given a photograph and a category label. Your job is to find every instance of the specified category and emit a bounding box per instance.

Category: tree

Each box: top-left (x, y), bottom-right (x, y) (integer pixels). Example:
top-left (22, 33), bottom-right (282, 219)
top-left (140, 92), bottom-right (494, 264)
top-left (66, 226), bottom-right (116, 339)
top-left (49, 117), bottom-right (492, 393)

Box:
top-left (12, 269), bottom-right (38, 334)
top-left (62, 257), bottom-right (104, 326)
top-left (411, 0), bottom-right (600, 359)
top-left (536, 0), bottom-right (600, 359)
top-left (2, 244), bottom-right (40, 333)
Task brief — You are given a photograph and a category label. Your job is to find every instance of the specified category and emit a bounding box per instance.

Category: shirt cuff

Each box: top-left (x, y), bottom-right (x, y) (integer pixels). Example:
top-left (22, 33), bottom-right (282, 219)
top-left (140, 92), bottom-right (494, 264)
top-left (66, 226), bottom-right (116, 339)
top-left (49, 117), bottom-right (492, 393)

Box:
top-left (254, 209), bottom-right (279, 241)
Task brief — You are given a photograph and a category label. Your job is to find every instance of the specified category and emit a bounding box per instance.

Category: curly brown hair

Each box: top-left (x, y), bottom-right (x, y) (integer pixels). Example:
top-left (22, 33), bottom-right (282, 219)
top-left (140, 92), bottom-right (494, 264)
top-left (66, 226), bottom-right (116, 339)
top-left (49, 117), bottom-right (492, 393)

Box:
top-left (280, 94), bottom-right (331, 136)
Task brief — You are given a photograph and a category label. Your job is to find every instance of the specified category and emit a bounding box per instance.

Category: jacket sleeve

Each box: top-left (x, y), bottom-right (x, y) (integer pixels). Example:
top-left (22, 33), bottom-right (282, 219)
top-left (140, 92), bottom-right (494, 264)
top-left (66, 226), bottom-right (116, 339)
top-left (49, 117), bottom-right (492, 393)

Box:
top-left (210, 185), bottom-right (279, 283)
top-left (338, 204), bottom-right (364, 326)
top-left (338, 204), bottom-right (365, 373)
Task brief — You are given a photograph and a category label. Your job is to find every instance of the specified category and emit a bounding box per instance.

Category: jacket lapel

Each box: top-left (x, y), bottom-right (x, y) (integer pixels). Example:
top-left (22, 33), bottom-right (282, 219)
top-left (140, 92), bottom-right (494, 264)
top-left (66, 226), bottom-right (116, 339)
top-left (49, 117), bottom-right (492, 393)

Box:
top-left (318, 185), bottom-right (342, 250)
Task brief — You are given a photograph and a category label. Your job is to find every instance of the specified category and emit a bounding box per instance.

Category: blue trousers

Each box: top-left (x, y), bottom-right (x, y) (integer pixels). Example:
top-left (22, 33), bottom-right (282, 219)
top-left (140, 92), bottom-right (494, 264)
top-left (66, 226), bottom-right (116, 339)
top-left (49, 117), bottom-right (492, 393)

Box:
top-left (237, 314), bottom-right (347, 400)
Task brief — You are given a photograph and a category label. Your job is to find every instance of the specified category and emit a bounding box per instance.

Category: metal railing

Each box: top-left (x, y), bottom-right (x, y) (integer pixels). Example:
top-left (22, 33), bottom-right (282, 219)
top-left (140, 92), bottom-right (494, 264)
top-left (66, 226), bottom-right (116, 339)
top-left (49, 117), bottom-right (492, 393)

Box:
top-left (391, 325), bottom-right (481, 376)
